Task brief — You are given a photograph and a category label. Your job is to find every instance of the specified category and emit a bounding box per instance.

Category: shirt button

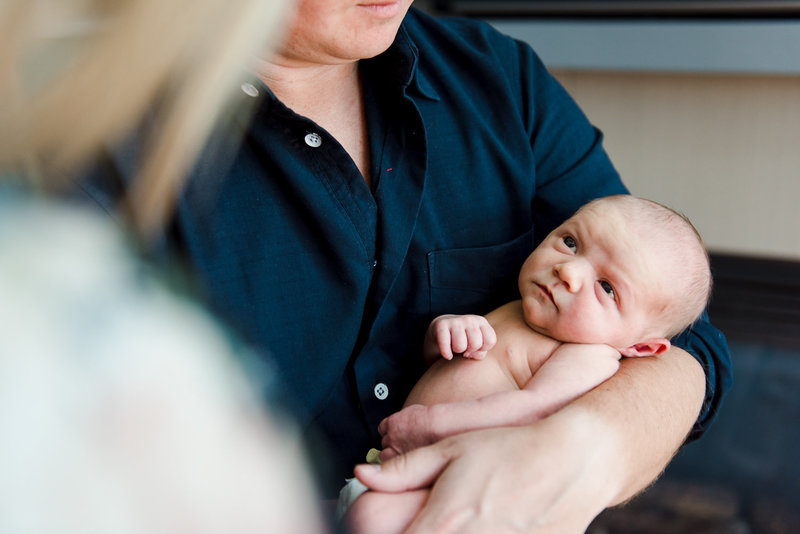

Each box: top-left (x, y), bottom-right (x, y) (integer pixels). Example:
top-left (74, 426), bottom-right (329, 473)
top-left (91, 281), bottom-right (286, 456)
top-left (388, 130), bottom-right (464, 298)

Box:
top-left (372, 259), bottom-right (378, 268)
top-left (304, 132), bottom-right (322, 148)
top-left (374, 383), bottom-right (389, 400)
top-left (240, 82), bottom-right (259, 97)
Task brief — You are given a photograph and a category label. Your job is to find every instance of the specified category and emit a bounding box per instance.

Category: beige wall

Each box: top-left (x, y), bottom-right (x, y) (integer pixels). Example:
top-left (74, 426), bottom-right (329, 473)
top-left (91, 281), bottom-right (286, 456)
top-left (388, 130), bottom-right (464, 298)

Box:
top-left (552, 70), bottom-right (800, 261)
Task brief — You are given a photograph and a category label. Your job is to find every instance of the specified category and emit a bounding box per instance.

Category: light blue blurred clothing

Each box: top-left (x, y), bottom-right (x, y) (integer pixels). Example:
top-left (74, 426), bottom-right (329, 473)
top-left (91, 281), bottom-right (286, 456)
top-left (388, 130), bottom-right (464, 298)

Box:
top-left (0, 188), bottom-right (323, 534)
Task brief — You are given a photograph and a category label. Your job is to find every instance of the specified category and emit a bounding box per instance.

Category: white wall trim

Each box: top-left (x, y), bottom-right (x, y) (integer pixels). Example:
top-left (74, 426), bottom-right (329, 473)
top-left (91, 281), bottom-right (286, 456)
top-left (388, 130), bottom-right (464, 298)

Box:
top-left (489, 19), bottom-right (800, 74)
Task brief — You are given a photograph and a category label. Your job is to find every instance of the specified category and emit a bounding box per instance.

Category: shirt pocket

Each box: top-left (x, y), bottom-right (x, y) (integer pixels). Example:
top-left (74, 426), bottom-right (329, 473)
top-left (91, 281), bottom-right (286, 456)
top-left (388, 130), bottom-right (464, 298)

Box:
top-left (427, 226), bottom-right (536, 316)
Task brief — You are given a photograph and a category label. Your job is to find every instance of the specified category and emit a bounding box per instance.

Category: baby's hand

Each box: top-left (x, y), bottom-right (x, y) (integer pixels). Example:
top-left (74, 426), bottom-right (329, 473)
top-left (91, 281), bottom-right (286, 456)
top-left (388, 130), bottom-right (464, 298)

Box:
top-left (378, 404), bottom-right (437, 462)
top-left (428, 314), bottom-right (497, 360)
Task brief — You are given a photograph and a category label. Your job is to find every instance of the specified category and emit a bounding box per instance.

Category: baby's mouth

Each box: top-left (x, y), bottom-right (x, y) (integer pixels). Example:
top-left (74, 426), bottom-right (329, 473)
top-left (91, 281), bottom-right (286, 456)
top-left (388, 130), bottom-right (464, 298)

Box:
top-left (536, 283), bottom-right (555, 305)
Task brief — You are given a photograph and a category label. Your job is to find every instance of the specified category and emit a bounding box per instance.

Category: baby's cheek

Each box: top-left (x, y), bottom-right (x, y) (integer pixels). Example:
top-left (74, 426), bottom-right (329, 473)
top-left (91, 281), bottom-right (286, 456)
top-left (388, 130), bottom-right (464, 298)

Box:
top-left (553, 314), bottom-right (606, 344)
top-left (520, 298), bottom-right (546, 329)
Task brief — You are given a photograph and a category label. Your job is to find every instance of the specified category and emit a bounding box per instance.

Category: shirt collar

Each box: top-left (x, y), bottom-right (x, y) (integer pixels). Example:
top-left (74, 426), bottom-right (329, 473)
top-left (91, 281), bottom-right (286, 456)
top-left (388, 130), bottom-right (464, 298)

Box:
top-left (375, 17), bottom-right (440, 102)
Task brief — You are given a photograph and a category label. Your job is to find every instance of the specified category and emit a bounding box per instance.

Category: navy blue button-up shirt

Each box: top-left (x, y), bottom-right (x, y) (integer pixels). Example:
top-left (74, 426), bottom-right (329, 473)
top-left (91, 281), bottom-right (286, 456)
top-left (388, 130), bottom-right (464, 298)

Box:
top-left (86, 8), bottom-right (732, 495)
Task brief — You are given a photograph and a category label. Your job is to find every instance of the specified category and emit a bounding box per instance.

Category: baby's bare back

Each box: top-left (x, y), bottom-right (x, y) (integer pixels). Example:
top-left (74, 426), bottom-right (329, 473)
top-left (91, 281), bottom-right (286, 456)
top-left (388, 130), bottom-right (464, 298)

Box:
top-left (405, 301), bottom-right (560, 407)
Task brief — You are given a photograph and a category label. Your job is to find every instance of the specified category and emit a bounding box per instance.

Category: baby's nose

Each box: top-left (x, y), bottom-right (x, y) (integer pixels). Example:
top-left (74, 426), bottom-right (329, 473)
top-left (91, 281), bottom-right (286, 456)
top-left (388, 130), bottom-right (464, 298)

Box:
top-left (554, 260), bottom-right (588, 292)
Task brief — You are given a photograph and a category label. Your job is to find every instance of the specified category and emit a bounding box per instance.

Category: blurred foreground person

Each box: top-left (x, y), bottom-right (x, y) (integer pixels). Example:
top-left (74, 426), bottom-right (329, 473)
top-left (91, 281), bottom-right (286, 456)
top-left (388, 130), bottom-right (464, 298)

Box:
top-left (0, 194), bottom-right (324, 534)
top-left (0, 0), bottom-right (325, 532)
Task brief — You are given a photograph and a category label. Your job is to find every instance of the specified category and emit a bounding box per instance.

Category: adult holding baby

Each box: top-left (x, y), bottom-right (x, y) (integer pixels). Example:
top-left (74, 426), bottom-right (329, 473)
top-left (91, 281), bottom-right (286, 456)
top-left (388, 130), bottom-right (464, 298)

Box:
top-left (82, 1), bottom-right (732, 532)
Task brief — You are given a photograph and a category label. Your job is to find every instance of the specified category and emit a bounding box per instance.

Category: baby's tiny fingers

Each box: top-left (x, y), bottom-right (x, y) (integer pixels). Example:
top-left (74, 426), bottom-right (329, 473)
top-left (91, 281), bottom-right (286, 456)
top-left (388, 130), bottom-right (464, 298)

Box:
top-left (379, 447), bottom-right (399, 462)
top-left (378, 417), bottom-right (390, 436)
top-left (436, 331), bottom-right (454, 360)
top-left (450, 327), bottom-right (468, 354)
top-left (480, 323), bottom-right (497, 350)
top-left (465, 325), bottom-right (486, 352)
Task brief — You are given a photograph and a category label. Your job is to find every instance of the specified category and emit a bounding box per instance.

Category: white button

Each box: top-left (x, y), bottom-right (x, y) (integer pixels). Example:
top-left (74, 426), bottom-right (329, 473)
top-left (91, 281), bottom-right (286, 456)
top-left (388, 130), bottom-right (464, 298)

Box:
top-left (304, 132), bottom-right (322, 148)
top-left (240, 82), bottom-right (259, 97)
top-left (374, 383), bottom-right (389, 400)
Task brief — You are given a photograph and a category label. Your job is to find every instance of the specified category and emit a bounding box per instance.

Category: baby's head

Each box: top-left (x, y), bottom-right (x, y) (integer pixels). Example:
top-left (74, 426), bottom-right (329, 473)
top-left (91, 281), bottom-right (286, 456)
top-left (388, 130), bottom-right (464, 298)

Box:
top-left (518, 195), bottom-right (711, 356)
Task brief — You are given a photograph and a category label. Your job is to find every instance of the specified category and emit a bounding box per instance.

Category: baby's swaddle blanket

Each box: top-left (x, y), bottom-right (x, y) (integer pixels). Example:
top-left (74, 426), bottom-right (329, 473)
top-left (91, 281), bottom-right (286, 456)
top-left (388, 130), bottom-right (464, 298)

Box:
top-left (335, 448), bottom-right (382, 520)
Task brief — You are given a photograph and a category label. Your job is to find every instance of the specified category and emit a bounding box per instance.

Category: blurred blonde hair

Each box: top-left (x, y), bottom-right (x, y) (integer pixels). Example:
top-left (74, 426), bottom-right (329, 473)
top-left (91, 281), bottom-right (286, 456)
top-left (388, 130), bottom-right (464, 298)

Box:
top-left (0, 0), bottom-right (291, 235)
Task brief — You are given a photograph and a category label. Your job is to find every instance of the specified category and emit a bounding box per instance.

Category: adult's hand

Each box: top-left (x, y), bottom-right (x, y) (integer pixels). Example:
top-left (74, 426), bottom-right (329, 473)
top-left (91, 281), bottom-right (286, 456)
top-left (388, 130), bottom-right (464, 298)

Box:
top-left (352, 348), bottom-right (706, 533)
top-left (355, 410), bottom-right (616, 534)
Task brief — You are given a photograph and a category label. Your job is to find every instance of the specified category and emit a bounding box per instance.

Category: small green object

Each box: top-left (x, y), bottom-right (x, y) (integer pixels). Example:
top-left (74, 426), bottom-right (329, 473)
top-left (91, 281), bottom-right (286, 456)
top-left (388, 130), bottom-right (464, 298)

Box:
top-left (366, 448), bottom-right (382, 464)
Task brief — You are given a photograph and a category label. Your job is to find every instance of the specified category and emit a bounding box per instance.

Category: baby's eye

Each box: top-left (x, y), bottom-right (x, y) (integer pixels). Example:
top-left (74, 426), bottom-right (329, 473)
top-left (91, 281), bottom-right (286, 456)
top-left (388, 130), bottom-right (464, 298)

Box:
top-left (600, 281), bottom-right (615, 299)
top-left (563, 236), bottom-right (577, 252)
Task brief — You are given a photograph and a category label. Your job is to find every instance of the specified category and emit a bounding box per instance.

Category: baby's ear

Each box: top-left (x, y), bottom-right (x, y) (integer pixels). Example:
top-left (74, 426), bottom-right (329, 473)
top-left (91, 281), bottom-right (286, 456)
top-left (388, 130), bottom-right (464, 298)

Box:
top-left (618, 338), bottom-right (671, 358)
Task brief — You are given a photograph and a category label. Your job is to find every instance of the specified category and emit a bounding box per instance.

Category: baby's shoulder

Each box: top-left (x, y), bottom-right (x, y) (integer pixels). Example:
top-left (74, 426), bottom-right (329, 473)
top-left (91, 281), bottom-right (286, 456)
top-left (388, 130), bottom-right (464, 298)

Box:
top-left (487, 301), bottom-right (560, 374)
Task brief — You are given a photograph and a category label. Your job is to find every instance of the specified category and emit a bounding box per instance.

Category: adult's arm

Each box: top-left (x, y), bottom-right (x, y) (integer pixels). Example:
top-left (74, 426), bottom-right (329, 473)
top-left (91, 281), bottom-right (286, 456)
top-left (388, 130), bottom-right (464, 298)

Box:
top-left (354, 345), bottom-right (705, 533)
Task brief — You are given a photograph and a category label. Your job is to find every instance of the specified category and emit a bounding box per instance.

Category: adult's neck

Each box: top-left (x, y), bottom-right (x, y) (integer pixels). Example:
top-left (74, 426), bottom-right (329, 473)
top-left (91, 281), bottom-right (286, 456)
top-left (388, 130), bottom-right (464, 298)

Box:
top-left (254, 57), bottom-right (361, 121)
top-left (253, 55), bottom-right (372, 186)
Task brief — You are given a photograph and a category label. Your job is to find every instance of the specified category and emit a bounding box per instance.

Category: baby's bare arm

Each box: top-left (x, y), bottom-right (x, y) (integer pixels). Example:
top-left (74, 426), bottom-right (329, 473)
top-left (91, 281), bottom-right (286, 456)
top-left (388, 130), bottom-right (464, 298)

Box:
top-left (379, 354), bottom-right (513, 461)
top-left (518, 342), bottom-right (621, 417)
top-left (379, 343), bottom-right (621, 461)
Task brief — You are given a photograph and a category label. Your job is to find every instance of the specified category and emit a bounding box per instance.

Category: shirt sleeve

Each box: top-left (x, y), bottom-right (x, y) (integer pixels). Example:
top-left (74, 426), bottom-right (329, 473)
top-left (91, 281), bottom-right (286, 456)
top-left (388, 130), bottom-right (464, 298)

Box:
top-left (672, 312), bottom-right (733, 440)
top-left (512, 39), bottom-right (629, 241)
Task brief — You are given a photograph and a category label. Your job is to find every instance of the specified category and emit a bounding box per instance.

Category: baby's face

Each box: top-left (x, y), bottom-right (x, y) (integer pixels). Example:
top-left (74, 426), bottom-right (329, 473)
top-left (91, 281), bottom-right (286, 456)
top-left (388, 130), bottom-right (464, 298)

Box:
top-left (518, 203), bottom-right (667, 349)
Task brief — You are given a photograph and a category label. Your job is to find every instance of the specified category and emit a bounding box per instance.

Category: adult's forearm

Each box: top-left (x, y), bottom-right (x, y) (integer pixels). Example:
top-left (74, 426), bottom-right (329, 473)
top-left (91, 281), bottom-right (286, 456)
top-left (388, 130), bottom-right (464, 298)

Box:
top-left (358, 346), bottom-right (707, 533)
top-left (565, 345), bottom-right (706, 505)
